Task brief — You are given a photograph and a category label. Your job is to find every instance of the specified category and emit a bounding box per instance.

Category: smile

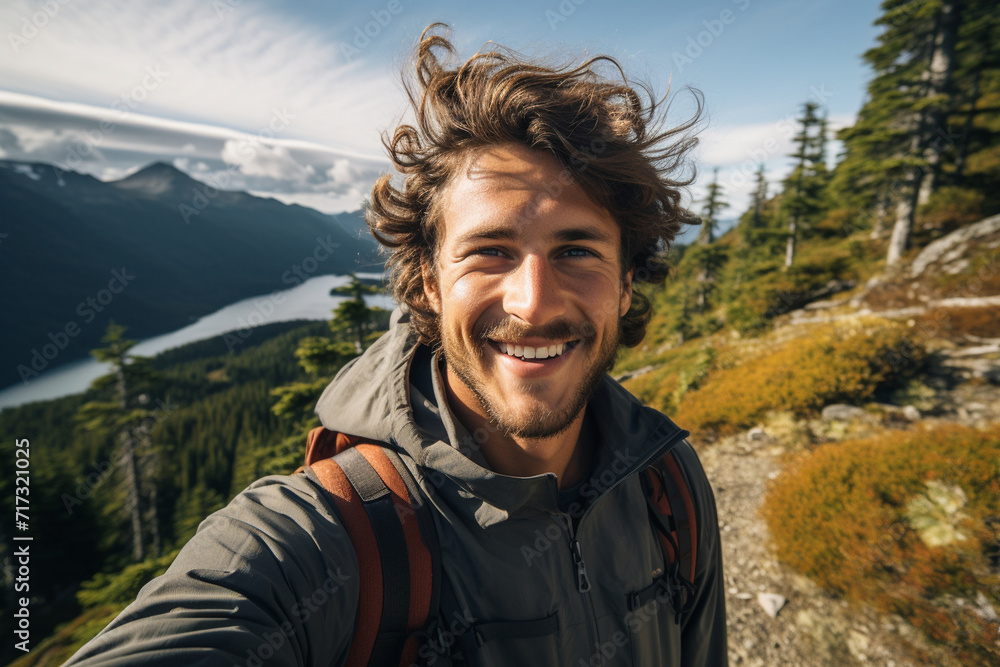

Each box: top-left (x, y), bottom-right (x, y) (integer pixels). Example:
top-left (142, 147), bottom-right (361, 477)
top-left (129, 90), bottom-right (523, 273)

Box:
top-left (494, 340), bottom-right (579, 360)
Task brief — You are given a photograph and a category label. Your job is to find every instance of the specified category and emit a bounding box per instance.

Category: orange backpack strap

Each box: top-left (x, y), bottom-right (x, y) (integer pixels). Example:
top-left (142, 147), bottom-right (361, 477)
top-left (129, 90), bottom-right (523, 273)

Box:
top-left (641, 448), bottom-right (698, 623)
top-left (303, 429), bottom-right (440, 667)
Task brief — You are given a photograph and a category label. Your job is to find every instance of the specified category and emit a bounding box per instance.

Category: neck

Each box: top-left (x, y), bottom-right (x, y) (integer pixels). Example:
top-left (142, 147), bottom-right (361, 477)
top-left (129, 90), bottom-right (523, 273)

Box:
top-left (440, 364), bottom-right (595, 490)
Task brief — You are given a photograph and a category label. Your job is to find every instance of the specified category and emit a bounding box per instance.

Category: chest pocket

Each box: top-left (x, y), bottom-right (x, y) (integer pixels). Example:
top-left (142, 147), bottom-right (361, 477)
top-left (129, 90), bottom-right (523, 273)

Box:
top-left (625, 577), bottom-right (684, 665)
top-left (451, 612), bottom-right (561, 667)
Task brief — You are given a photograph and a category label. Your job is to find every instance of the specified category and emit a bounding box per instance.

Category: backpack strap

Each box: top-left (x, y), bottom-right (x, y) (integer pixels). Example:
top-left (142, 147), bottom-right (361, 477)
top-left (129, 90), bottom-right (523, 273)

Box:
top-left (304, 431), bottom-right (439, 667)
top-left (640, 448), bottom-right (699, 622)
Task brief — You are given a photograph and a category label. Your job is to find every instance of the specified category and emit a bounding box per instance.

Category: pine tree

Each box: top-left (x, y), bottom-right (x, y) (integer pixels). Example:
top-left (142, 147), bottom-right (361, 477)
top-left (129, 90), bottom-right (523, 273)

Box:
top-left (782, 102), bottom-right (828, 269)
top-left (694, 169), bottom-right (727, 311)
top-left (833, 0), bottom-right (1000, 266)
top-left (330, 274), bottom-right (385, 353)
top-left (742, 164), bottom-right (769, 247)
top-left (76, 322), bottom-right (162, 561)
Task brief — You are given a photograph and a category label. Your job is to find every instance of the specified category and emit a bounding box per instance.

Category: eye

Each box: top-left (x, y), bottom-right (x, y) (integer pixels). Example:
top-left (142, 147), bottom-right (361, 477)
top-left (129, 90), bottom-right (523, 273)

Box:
top-left (473, 246), bottom-right (507, 257)
top-left (560, 247), bottom-right (597, 258)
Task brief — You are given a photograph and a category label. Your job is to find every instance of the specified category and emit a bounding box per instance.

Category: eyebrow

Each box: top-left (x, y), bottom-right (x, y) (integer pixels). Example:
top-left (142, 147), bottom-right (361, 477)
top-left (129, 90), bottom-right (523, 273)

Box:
top-left (454, 224), bottom-right (616, 246)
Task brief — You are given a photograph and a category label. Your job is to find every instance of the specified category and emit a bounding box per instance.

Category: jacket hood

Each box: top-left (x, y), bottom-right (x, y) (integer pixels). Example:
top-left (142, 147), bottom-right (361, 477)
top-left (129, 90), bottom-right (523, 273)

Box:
top-left (314, 308), bottom-right (689, 525)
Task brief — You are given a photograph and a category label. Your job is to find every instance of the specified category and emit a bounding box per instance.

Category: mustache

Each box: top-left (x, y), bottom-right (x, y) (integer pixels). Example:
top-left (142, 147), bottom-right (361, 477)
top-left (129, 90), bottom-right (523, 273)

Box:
top-left (476, 319), bottom-right (597, 344)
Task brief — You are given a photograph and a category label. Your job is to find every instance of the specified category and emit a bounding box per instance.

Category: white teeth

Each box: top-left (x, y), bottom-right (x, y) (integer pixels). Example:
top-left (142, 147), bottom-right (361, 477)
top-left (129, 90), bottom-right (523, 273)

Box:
top-left (497, 341), bottom-right (570, 360)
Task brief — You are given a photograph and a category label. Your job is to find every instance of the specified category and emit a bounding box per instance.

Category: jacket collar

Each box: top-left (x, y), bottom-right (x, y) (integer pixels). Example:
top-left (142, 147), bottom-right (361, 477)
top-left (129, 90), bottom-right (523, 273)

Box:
top-left (315, 309), bottom-right (689, 528)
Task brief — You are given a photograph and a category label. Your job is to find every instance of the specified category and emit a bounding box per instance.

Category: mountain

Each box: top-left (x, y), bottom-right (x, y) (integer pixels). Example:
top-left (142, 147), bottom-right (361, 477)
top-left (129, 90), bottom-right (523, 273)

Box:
top-left (0, 160), bottom-right (380, 389)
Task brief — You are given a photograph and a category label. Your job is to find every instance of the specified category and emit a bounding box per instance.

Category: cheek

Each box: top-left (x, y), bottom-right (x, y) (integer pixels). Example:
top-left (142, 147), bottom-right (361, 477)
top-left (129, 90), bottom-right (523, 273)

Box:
top-left (575, 274), bottom-right (626, 323)
top-left (440, 274), bottom-right (492, 327)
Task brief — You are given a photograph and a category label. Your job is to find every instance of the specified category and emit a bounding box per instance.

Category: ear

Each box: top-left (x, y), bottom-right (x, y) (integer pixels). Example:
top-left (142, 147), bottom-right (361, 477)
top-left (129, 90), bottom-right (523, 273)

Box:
top-left (619, 269), bottom-right (633, 317)
top-left (422, 260), bottom-right (441, 314)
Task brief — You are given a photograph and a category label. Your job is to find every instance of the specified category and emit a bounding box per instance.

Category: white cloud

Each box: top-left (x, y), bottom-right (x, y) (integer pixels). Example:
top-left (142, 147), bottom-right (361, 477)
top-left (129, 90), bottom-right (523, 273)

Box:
top-left (688, 112), bottom-right (855, 217)
top-left (327, 158), bottom-right (359, 185)
top-left (0, 89), bottom-right (390, 211)
top-left (0, 0), bottom-right (409, 156)
top-left (222, 139), bottom-right (315, 182)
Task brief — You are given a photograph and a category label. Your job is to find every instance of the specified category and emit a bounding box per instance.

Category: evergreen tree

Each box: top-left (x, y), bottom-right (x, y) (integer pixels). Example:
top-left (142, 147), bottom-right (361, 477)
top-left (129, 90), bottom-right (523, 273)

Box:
top-left (693, 169), bottom-right (727, 311)
top-left (273, 276), bottom-right (391, 424)
top-left (782, 102), bottom-right (828, 269)
top-left (833, 0), bottom-right (998, 266)
top-left (330, 274), bottom-right (386, 353)
top-left (740, 164), bottom-right (769, 247)
top-left (76, 322), bottom-right (162, 561)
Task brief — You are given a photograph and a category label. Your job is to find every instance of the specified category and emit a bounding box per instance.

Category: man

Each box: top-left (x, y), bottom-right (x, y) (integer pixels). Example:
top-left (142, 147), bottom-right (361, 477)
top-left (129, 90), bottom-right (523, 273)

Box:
top-left (67, 25), bottom-right (727, 666)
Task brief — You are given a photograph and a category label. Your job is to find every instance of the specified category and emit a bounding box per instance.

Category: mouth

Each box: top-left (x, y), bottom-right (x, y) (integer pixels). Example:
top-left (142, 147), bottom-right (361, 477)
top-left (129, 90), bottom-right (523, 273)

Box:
top-left (490, 339), bottom-right (580, 361)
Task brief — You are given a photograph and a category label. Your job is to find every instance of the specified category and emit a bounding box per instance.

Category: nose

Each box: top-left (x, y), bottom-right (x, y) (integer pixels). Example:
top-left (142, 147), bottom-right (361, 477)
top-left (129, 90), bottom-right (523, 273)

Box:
top-left (503, 254), bottom-right (566, 325)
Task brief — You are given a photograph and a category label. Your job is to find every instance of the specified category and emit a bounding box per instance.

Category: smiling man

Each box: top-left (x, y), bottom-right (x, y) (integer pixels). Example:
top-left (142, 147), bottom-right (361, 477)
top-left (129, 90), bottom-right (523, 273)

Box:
top-left (67, 24), bottom-right (727, 667)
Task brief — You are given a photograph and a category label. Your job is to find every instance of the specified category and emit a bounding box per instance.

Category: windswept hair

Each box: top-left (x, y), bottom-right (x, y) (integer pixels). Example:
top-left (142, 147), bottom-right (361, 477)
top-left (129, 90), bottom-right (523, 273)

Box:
top-left (368, 23), bottom-right (702, 348)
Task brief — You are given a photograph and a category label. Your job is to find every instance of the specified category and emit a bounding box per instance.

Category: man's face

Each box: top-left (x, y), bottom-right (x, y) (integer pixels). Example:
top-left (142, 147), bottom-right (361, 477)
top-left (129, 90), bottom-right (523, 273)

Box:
top-left (424, 143), bottom-right (632, 439)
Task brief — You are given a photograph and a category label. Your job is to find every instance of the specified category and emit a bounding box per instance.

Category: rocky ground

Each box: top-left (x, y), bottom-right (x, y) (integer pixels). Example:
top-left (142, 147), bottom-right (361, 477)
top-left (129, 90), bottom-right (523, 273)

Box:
top-left (701, 428), bottom-right (965, 667)
top-left (699, 361), bottom-right (1000, 667)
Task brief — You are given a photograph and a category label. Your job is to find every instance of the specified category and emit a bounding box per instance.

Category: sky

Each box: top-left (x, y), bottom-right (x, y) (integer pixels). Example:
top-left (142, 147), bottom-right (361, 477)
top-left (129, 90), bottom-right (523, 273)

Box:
top-left (0, 0), bottom-right (883, 227)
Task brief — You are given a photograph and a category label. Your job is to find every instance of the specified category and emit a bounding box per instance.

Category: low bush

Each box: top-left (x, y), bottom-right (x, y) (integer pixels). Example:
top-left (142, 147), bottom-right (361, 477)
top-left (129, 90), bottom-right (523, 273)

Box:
top-left (676, 319), bottom-right (924, 433)
top-left (762, 424), bottom-right (1000, 666)
top-left (620, 343), bottom-right (715, 417)
top-left (912, 305), bottom-right (1000, 341)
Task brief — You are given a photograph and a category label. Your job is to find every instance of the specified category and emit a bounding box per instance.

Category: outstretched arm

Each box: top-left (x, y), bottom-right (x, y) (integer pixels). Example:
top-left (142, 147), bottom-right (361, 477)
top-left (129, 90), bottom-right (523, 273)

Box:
top-left (65, 473), bottom-right (360, 667)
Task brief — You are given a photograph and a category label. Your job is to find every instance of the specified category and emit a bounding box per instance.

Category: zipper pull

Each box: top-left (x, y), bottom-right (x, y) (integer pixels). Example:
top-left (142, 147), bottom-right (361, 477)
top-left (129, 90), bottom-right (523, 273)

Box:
top-left (570, 539), bottom-right (592, 593)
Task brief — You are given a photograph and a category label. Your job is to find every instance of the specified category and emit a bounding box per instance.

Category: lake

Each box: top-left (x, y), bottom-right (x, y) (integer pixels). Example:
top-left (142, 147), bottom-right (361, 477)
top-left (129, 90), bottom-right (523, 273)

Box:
top-left (0, 274), bottom-right (394, 409)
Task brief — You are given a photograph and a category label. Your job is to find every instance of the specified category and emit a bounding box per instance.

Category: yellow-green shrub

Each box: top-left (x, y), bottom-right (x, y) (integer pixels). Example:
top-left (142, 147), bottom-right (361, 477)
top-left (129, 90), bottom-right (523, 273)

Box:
top-left (762, 424), bottom-right (1000, 665)
top-left (620, 342), bottom-right (715, 416)
top-left (676, 319), bottom-right (924, 432)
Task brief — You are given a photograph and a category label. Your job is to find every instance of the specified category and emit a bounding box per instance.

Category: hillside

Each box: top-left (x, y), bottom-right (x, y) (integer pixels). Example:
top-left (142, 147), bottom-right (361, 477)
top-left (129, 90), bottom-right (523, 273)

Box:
top-left (610, 214), bottom-right (1000, 665)
top-left (0, 160), bottom-right (379, 388)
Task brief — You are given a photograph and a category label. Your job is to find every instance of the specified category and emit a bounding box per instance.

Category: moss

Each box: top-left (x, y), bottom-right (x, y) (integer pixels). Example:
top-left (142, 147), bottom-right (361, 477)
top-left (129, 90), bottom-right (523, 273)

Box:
top-left (675, 318), bottom-right (925, 434)
top-left (762, 424), bottom-right (1000, 665)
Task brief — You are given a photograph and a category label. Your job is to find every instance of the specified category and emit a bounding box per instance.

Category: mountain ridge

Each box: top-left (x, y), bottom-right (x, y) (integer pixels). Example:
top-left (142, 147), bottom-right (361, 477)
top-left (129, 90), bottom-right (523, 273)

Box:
top-left (1, 159), bottom-right (380, 389)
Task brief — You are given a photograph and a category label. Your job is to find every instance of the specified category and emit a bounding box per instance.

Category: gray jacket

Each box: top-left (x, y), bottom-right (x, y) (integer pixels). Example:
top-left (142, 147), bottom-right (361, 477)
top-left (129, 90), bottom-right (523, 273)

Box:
top-left (67, 313), bottom-right (727, 666)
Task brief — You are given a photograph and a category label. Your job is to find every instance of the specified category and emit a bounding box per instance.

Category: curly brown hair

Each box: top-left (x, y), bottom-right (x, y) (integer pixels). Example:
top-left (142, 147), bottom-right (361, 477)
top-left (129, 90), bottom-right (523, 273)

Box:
top-left (367, 23), bottom-right (702, 348)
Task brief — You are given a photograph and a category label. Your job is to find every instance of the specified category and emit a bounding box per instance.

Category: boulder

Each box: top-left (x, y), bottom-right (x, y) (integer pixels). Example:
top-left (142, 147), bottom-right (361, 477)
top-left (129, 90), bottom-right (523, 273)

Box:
top-left (821, 404), bottom-right (866, 422)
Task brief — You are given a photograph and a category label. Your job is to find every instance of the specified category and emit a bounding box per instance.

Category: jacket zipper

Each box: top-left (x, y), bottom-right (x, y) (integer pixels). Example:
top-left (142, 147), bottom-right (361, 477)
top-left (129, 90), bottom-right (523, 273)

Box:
top-left (562, 426), bottom-right (689, 658)
top-left (566, 518), bottom-right (600, 655)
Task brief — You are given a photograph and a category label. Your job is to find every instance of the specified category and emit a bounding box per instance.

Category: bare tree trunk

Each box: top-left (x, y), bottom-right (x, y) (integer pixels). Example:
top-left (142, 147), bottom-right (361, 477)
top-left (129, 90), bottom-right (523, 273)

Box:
top-left (140, 424), bottom-right (162, 558)
top-left (120, 429), bottom-right (144, 562)
top-left (114, 365), bottom-right (145, 561)
top-left (888, 175), bottom-right (919, 266)
top-left (870, 197), bottom-right (890, 239)
top-left (917, 0), bottom-right (962, 205)
top-left (784, 216), bottom-right (797, 269)
top-left (696, 268), bottom-right (708, 312)
top-left (149, 480), bottom-right (161, 558)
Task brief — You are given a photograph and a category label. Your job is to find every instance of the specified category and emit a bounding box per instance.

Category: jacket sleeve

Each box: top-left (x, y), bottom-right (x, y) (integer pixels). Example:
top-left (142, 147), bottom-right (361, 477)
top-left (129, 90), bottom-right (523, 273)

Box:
top-left (675, 441), bottom-right (729, 666)
top-left (64, 473), bottom-right (361, 667)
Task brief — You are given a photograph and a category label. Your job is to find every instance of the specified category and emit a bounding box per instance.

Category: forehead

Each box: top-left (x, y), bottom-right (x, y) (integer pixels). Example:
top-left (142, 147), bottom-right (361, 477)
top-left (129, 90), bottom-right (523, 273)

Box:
top-left (436, 144), bottom-right (619, 245)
